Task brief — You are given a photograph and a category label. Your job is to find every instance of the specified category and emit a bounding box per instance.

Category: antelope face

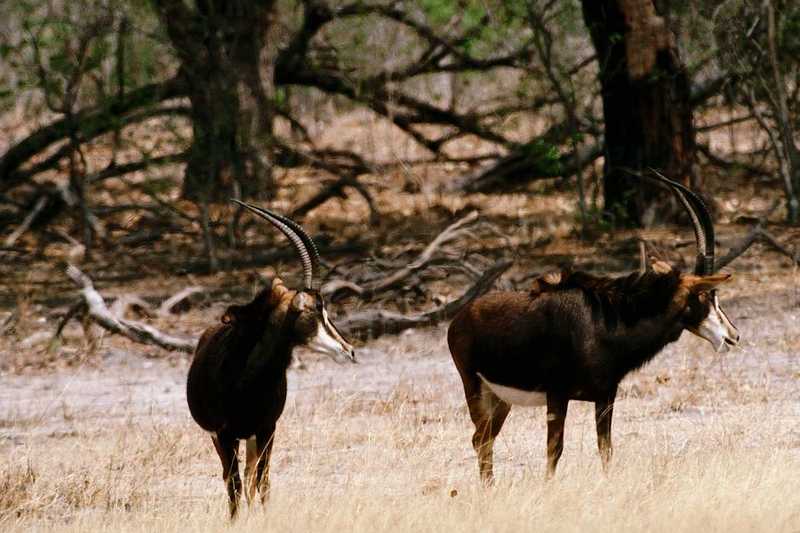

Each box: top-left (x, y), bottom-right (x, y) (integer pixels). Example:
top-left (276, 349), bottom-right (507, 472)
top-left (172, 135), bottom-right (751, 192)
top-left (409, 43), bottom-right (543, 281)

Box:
top-left (682, 274), bottom-right (740, 353)
top-left (691, 291), bottom-right (739, 352)
top-left (291, 292), bottom-right (356, 363)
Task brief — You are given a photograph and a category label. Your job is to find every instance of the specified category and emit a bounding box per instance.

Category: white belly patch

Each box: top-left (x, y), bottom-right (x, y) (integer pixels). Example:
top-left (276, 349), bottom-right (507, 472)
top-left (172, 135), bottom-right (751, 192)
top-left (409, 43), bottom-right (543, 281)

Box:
top-left (478, 373), bottom-right (547, 407)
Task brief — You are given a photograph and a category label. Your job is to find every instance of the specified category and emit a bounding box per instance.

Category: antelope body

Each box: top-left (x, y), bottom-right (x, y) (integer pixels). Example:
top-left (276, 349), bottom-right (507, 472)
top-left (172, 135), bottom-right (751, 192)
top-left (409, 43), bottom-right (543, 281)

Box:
top-left (448, 174), bottom-right (740, 483)
top-left (187, 202), bottom-right (354, 518)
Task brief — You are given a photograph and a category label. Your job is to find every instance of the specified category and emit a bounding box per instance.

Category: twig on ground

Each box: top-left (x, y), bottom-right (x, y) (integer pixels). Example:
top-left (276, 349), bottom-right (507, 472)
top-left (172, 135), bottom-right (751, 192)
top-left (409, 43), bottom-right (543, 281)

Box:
top-left (323, 211), bottom-right (479, 300)
top-left (52, 299), bottom-right (87, 342)
top-left (759, 230), bottom-right (800, 266)
top-left (716, 228), bottom-right (764, 270)
top-left (158, 286), bottom-right (204, 315)
top-left (4, 196), bottom-right (48, 247)
top-left (717, 200), bottom-right (798, 269)
top-left (1, 308), bottom-right (20, 335)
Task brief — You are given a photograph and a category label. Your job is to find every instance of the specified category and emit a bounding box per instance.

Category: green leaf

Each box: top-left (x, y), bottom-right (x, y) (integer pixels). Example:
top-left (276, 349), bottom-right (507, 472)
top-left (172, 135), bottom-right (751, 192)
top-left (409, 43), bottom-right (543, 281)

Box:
top-left (420, 0), bottom-right (456, 25)
top-left (48, 51), bottom-right (73, 76)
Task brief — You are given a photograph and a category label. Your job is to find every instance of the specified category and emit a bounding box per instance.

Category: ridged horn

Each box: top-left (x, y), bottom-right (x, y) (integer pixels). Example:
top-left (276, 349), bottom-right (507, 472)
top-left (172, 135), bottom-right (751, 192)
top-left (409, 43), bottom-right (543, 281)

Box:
top-left (257, 208), bottom-right (321, 287)
top-left (231, 200), bottom-right (318, 290)
top-left (647, 169), bottom-right (716, 275)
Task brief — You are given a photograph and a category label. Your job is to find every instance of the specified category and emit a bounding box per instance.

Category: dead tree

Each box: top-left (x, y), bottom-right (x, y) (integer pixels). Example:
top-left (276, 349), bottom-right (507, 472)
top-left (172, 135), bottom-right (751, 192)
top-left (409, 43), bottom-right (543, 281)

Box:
top-left (581, 0), bottom-right (696, 225)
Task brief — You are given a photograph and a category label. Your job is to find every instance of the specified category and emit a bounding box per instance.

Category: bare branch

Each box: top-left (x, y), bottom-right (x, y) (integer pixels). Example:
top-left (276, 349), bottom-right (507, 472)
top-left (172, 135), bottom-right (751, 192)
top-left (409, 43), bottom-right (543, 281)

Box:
top-left (338, 258), bottom-right (513, 340)
top-left (158, 287), bottom-right (204, 315)
top-left (323, 211), bottom-right (479, 300)
top-left (0, 78), bottom-right (187, 191)
top-left (4, 196), bottom-right (47, 247)
top-left (65, 265), bottom-right (196, 353)
top-left (716, 201), bottom-right (788, 270)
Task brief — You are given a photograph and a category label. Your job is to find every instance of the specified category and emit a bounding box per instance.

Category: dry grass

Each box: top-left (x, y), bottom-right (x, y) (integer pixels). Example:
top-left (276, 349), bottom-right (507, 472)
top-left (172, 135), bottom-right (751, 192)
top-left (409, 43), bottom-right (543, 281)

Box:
top-left (2, 271), bottom-right (799, 533)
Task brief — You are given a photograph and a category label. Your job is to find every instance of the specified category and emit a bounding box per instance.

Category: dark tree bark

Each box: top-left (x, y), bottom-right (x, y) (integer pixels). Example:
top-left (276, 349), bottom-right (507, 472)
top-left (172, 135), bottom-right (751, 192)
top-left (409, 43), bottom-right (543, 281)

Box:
top-left (153, 0), bottom-right (277, 202)
top-left (581, 0), bottom-right (695, 226)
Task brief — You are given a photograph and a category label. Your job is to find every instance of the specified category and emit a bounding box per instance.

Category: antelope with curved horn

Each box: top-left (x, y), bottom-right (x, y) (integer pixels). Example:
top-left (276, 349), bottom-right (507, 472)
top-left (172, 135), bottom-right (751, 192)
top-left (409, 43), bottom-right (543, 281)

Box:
top-left (187, 201), bottom-right (355, 518)
top-left (448, 172), bottom-right (740, 484)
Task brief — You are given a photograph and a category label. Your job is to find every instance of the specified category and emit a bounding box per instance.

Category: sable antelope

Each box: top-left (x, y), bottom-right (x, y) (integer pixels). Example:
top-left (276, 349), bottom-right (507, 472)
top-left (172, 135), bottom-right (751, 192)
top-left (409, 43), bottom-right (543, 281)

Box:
top-left (448, 173), bottom-right (740, 484)
top-left (187, 201), bottom-right (355, 518)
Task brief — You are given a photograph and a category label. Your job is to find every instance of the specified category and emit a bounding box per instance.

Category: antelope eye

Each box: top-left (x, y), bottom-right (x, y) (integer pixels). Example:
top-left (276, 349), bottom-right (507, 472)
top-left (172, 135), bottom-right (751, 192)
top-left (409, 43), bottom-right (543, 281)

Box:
top-left (684, 295), bottom-right (700, 315)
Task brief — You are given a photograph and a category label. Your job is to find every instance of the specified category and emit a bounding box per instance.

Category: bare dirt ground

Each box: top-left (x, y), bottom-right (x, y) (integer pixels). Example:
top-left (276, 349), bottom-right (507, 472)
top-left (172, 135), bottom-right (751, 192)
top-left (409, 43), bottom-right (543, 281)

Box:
top-left (1, 152), bottom-right (799, 531)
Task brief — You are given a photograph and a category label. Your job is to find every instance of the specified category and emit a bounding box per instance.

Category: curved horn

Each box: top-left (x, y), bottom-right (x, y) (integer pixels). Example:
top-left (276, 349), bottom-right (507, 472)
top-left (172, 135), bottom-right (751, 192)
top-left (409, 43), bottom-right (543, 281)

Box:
top-left (258, 209), bottom-right (321, 285)
top-left (647, 169), bottom-right (716, 275)
top-left (231, 200), bottom-right (318, 290)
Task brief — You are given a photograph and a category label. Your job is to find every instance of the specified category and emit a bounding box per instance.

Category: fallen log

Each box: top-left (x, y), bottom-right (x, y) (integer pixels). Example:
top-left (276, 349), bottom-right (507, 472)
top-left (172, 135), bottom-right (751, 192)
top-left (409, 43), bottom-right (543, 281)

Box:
top-left (110, 294), bottom-right (155, 319)
top-left (451, 142), bottom-right (601, 193)
top-left (338, 258), bottom-right (512, 340)
top-left (65, 265), bottom-right (196, 353)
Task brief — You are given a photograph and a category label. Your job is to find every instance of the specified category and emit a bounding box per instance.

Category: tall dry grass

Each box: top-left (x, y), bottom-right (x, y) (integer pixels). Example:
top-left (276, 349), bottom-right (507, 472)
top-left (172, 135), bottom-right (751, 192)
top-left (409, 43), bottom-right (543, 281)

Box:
top-left (1, 351), bottom-right (798, 532)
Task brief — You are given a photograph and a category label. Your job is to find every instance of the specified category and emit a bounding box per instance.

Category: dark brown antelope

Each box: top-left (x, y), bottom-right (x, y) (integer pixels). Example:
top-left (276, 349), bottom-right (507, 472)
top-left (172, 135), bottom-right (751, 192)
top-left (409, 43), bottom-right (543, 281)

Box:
top-left (187, 201), bottom-right (355, 518)
top-left (448, 173), bottom-right (740, 484)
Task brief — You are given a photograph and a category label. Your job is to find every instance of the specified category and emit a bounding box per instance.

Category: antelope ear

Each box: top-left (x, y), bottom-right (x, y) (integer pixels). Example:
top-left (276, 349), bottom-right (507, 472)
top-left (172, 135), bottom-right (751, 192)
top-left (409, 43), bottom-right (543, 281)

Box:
top-left (221, 304), bottom-right (242, 324)
top-left (682, 272), bottom-right (732, 292)
top-left (530, 270), bottom-right (562, 297)
top-left (269, 278), bottom-right (289, 307)
top-left (542, 271), bottom-right (562, 285)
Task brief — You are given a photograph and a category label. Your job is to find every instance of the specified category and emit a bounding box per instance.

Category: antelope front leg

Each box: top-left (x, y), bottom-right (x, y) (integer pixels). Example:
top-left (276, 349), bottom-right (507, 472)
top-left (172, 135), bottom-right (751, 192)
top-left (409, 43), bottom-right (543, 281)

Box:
top-left (256, 429), bottom-right (276, 504)
top-left (244, 437), bottom-right (259, 504)
top-left (212, 432), bottom-right (242, 519)
top-left (595, 391), bottom-right (616, 472)
top-left (545, 395), bottom-right (568, 479)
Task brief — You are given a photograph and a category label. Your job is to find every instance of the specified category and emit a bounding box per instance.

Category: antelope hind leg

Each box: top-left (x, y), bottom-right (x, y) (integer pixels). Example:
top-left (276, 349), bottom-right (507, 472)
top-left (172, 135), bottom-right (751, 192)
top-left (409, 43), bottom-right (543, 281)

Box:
top-left (545, 394), bottom-right (568, 479)
top-left (467, 379), bottom-right (511, 485)
top-left (595, 391), bottom-right (616, 472)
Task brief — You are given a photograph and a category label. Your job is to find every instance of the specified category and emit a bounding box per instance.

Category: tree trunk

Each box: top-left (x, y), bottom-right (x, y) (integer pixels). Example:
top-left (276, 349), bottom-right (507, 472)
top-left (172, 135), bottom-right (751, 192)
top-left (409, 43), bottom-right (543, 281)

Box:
top-left (581, 0), bottom-right (695, 226)
top-left (154, 0), bottom-right (277, 202)
top-left (764, 1), bottom-right (800, 223)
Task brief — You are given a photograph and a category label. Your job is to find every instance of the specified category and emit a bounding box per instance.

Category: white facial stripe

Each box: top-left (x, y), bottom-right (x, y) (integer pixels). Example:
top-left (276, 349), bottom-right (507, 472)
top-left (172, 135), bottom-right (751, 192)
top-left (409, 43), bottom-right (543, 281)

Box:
top-left (307, 308), bottom-right (354, 362)
top-left (322, 309), bottom-right (347, 345)
top-left (714, 294), bottom-right (737, 333)
top-left (478, 373), bottom-right (547, 407)
top-left (693, 294), bottom-right (739, 352)
top-left (308, 321), bottom-right (346, 355)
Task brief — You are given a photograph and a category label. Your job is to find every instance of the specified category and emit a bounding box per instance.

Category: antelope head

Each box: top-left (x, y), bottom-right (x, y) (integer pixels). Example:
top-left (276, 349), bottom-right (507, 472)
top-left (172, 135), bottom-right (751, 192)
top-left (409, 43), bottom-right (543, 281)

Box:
top-left (648, 171), bottom-right (740, 353)
top-left (232, 200), bottom-right (356, 363)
